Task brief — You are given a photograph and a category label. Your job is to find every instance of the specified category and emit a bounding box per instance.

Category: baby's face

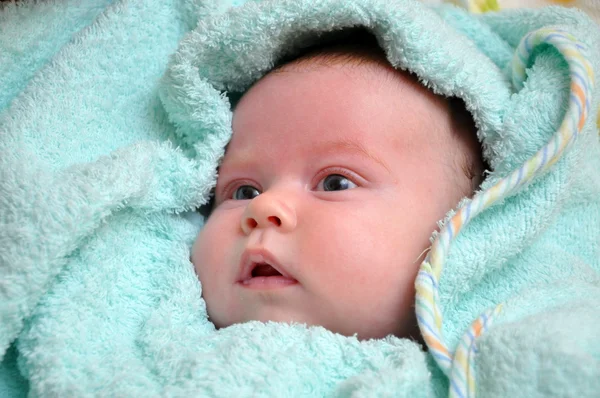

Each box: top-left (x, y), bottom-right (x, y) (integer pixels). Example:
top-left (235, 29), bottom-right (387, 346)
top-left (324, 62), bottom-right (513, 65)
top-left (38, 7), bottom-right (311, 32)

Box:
top-left (192, 60), bottom-right (476, 339)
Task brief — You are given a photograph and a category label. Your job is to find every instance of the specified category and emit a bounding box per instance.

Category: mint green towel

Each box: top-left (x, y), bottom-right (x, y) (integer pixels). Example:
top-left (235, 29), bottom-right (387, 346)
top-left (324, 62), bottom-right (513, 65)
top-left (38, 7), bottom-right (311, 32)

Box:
top-left (1, 0), bottom-right (599, 396)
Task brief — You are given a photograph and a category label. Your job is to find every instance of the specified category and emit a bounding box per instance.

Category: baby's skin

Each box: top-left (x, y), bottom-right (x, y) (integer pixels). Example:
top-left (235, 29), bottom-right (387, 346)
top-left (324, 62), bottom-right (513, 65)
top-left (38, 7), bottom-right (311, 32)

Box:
top-left (192, 51), bottom-right (482, 340)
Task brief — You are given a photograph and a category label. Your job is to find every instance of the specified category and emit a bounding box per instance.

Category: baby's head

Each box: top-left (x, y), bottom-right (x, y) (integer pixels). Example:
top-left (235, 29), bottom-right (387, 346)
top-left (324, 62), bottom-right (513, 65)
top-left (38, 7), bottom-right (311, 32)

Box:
top-left (192, 30), bottom-right (483, 340)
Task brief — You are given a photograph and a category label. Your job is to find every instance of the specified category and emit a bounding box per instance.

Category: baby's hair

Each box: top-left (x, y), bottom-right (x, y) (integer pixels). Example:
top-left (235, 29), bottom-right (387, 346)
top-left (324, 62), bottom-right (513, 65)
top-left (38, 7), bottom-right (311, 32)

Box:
top-left (198, 28), bottom-right (485, 218)
top-left (271, 28), bottom-right (390, 74)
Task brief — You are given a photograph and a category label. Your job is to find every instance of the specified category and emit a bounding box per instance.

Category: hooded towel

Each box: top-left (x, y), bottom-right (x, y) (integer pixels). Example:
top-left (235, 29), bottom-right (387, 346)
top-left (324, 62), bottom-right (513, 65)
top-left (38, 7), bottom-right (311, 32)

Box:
top-left (1, 0), bottom-right (599, 396)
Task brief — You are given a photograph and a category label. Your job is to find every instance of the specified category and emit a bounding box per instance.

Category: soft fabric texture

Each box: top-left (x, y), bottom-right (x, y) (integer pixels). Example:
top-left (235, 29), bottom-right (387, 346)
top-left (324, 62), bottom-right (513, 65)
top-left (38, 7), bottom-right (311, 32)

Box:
top-left (1, 0), bottom-right (599, 396)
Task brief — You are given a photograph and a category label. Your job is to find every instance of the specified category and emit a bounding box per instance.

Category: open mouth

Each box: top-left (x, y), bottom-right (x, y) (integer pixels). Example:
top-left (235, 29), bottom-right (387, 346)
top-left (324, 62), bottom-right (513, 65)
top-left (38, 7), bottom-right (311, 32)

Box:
top-left (241, 262), bottom-right (297, 288)
top-left (251, 263), bottom-right (283, 277)
top-left (238, 249), bottom-right (298, 289)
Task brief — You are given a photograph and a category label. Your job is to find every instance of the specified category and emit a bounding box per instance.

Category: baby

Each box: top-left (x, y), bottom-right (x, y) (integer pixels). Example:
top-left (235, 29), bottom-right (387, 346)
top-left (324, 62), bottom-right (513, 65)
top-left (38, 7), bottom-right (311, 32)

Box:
top-left (192, 30), bottom-right (484, 340)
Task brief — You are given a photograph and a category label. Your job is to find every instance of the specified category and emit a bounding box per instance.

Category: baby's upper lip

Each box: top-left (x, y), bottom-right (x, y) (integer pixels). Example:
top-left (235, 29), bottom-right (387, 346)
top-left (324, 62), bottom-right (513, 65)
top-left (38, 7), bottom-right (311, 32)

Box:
top-left (238, 247), bottom-right (295, 282)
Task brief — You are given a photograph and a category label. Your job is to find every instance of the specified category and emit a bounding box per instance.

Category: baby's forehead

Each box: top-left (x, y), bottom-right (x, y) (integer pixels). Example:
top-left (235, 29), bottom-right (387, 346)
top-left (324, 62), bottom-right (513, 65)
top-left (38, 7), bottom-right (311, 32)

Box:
top-left (229, 50), bottom-right (480, 185)
top-left (270, 46), bottom-right (420, 91)
top-left (231, 58), bottom-right (451, 160)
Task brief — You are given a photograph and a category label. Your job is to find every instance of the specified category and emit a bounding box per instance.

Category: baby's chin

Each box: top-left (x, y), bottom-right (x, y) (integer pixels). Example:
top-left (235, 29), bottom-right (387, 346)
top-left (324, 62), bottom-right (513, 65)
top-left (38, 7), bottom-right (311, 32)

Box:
top-left (211, 309), bottom-right (323, 332)
top-left (241, 310), bottom-right (315, 329)
top-left (214, 311), bottom-right (410, 341)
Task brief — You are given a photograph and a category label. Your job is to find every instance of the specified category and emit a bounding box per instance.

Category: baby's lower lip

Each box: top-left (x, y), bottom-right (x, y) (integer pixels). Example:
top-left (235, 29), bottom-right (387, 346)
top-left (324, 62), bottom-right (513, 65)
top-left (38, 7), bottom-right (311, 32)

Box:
top-left (239, 276), bottom-right (298, 289)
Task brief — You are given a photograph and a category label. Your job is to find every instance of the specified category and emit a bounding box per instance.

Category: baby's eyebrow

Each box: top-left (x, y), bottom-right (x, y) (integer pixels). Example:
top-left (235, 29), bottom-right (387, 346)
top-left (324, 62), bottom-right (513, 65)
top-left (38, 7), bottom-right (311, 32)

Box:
top-left (318, 138), bottom-right (392, 174)
top-left (219, 137), bottom-right (392, 175)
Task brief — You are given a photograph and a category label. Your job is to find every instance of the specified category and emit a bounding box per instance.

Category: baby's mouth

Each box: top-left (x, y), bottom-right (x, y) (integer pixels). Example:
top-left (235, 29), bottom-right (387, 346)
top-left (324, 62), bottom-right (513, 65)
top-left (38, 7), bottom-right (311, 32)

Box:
top-left (251, 263), bottom-right (283, 277)
top-left (241, 262), bottom-right (297, 287)
top-left (238, 249), bottom-right (298, 288)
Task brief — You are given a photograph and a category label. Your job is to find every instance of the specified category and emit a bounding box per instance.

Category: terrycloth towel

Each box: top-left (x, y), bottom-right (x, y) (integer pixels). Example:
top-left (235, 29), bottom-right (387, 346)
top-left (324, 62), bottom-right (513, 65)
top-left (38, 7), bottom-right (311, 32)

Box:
top-left (1, 0), bottom-right (599, 397)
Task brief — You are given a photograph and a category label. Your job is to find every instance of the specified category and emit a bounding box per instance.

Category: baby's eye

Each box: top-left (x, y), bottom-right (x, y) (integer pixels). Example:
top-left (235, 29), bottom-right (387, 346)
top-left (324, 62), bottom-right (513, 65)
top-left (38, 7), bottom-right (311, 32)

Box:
top-left (317, 174), bottom-right (357, 192)
top-left (233, 185), bottom-right (261, 200)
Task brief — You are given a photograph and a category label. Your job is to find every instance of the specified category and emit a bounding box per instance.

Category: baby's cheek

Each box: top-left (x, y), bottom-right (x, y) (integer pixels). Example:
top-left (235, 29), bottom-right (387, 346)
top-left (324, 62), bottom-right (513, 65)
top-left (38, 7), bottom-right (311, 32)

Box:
top-left (191, 227), bottom-right (212, 275)
top-left (191, 211), bottom-right (244, 328)
top-left (191, 222), bottom-right (222, 296)
top-left (192, 231), bottom-right (224, 325)
top-left (303, 205), bottom-right (390, 278)
top-left (192, 209), bottom-right (235, 268)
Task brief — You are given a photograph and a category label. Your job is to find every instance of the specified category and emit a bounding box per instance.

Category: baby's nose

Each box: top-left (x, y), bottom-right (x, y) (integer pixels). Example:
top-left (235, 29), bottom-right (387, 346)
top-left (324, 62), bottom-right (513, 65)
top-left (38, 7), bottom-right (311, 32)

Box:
top-left (241, 192), bottom-right (296, 234)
